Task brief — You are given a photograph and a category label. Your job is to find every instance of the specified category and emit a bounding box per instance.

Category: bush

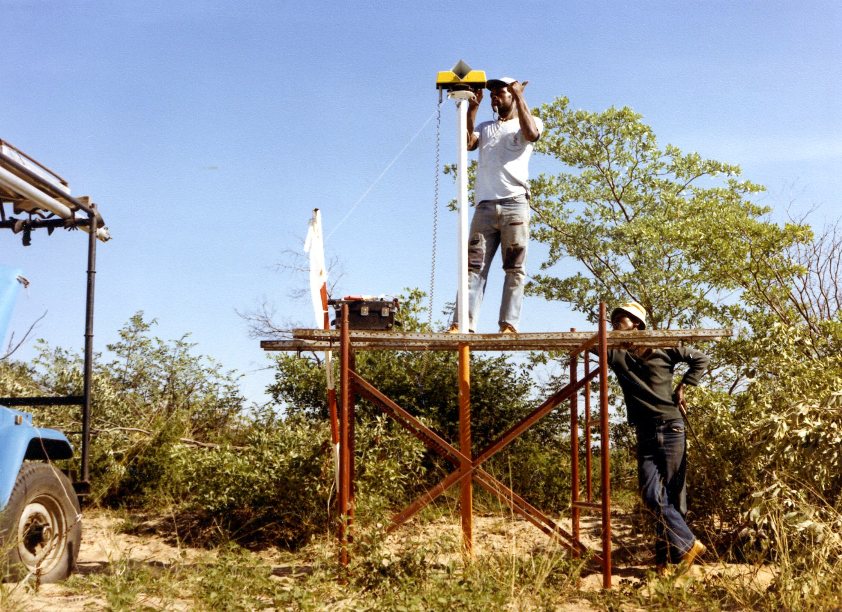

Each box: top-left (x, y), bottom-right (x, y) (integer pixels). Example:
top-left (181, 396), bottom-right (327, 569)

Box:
top-left (690, 319), bottom-right (842, 567)
top-left (167, 416), bottom-right (333, 548)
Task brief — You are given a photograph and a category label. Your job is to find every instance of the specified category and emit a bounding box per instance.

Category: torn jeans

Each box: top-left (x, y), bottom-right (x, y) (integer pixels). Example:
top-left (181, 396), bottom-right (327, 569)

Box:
top-left (453, 195), bottom-right (529, 331)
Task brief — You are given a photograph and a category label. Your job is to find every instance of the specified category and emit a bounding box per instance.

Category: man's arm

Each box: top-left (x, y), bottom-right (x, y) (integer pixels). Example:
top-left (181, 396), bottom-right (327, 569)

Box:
top-left (509, 81), bottom-right (540, 142)
top-left (467, 89), bottom-right (482, 151)
top-left (670, 347), bottom-right (710, 409)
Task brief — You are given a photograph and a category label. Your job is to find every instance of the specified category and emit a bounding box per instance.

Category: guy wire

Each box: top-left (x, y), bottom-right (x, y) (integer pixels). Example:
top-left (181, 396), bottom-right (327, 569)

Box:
top-left (326, 110), bottom-right (437, 241)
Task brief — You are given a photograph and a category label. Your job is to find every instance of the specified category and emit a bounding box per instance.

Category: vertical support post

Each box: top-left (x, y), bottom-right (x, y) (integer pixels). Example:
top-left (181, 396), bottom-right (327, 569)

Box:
top-left (81, 208), bottom-right (97, 485)
top-left (458, 343), bottom-right (473, 554)
top-left (338, 304), bottom-right (351, 567)
top-left (584, 354), bottom-right (593, 503)
top-left (598, 302), bottom-right (612, 588)
top-left (349, 349), bottom-right (356, 541)
top-left (451, 89), bottom-right (473, 555)
top-left (455, 97), bottom-right (470, 332)
top-left (569, 328), bottom-right (580, 547)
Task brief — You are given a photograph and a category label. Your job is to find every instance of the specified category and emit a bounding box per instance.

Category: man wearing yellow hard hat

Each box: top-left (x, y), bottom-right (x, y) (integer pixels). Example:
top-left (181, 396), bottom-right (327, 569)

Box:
top-left (608, 301), bottom-right (710, 573)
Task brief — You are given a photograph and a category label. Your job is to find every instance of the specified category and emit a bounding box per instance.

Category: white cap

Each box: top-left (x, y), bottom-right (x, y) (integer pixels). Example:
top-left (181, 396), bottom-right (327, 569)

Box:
top-left (486, 77), bottom-right (516, 90)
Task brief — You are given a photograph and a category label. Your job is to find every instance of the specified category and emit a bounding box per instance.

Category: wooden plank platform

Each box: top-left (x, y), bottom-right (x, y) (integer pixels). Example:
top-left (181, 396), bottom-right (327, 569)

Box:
top-left (260, 328), bottom-right (731, 352)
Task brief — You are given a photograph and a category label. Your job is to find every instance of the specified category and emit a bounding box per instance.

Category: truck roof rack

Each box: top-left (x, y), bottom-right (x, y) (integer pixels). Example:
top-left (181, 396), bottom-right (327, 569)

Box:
top-left (0, 138), bottom-right (109, 242)
top-left (0, 136), bottom-right (109, 489)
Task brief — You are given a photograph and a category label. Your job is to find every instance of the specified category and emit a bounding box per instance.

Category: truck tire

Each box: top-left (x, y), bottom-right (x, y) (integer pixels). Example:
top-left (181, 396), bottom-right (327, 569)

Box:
top-left (0, 462), bottom-right (82, 583)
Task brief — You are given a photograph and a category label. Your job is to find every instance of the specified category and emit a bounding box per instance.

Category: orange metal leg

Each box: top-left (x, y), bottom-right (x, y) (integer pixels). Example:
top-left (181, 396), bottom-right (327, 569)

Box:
top-left (349, 349), bottom-right (356, 540)
top-left (458, 343), bottom-right (473, 555)
top-left (569, 335), bottom-right (580, 549)
top-left (584, 356), bottom-right (593, 503)
top-left (598, 302), bottom-right (612, 588)
top-left (338, 304), bottom-right (351, 567)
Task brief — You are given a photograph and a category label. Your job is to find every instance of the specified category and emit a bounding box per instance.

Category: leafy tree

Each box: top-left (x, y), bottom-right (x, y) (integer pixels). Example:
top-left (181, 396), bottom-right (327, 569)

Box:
top-left (5, 313), bottom-right (246, 505)
top-left (529, 98), bottom-right (811, 330)
top-left (526, 98), bottom-right (842, 573)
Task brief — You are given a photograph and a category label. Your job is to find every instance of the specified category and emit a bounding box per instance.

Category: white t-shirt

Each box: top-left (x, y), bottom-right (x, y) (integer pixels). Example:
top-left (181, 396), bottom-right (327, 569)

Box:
top-left (473, 115), bottom-right (543, 203)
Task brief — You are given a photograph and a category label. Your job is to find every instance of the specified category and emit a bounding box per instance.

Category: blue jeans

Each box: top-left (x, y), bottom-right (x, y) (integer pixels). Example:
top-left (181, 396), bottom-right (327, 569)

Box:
top-left (453, 195), bottom-right (529, 331)
top-left (636, 418), bottom-right (696, 564)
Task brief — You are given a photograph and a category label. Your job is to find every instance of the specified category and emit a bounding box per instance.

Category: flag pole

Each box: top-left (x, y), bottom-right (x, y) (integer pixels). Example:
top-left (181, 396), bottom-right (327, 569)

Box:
top-left (305, 209), bottom-right (341, 487)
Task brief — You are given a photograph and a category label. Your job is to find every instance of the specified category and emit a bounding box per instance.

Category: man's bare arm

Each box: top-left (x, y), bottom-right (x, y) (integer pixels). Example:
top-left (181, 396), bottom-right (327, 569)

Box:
top-left (466, 88), bottom-right (482, 150)
top-left (509, 81), bottom-right (540, 142)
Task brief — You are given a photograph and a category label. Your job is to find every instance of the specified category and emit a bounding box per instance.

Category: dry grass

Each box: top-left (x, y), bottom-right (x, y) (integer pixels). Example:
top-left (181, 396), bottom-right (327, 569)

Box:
top-left (2, 508), bottom-right (837, 611)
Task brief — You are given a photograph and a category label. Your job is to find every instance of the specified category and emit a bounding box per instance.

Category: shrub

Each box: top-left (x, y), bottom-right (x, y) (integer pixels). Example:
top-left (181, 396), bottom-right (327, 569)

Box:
top-left (166, 416), bottom-right (333, 548)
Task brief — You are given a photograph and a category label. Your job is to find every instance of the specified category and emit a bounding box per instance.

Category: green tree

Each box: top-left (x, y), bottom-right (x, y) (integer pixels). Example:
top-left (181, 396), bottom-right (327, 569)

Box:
top-left (15, 313), bottom-right (246, 505)
top-left (528, 98), bottom-right (842, 575)
top-left (530, 98), bottom-right (811, 330)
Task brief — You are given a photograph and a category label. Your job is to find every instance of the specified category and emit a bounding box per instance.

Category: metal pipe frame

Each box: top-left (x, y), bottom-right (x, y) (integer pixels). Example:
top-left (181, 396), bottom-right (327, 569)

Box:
top-left (270, 310), bottom-right (731, 586)
top-left (352, 370), bottom-right (594, 559)
top-left (458, 343), bottom-right (472, 554)
top-left (0, 209), bottom-right (99, 496)
top-left (598, 303), bottom-right (612, 587)
top-left (81, 208), bottom-right (97, 485)
top-left (584, 354), bottom-right (593, 503)
top-left (0, 146), bottom-right (104, 225)
top-left (335, 330), bottom-right (612, 580)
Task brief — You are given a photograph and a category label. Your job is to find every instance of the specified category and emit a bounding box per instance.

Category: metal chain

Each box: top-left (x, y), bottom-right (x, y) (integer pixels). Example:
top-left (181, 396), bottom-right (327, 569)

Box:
top-left (427, 95), bottom-right (443, 329)
top-left (417, 94), bottom-right (444, 397)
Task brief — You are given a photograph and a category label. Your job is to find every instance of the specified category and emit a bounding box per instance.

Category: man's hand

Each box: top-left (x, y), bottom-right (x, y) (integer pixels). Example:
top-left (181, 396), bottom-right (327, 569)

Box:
top-left (673, 383), bottom-right (687, 412)
top-left (469, 88), bottom-right (484, 108)
top-left (508, 80), bottom-right (540, 142)
top-left (508, 80), bottom-right (529, 98)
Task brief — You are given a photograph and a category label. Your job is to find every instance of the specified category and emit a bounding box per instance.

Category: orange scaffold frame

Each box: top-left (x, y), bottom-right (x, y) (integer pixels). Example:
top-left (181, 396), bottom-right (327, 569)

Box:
top-left (261, 303), bottom-right (728, 588)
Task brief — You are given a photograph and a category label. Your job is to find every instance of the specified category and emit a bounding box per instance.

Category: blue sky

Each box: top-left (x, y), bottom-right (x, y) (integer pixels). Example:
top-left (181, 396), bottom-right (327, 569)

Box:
top-left (2, 1), bottom-right (840, 404)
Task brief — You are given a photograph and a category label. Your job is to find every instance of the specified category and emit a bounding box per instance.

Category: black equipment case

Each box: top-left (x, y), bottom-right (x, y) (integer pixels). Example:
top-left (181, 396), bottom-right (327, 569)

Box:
top-left (330, 296), bottom-right (399, 330)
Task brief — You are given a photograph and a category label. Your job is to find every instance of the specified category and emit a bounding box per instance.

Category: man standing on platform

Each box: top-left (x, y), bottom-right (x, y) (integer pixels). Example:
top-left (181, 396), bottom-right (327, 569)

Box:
top-left (607, 301), bottom-right (709, 573)
top-left (450, 77), bottom-right (542, 334)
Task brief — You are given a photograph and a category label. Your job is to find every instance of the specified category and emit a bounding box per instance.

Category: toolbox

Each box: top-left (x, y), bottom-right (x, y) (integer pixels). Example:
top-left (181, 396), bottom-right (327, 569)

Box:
top-left (330, 296), bottom-right (399, 330)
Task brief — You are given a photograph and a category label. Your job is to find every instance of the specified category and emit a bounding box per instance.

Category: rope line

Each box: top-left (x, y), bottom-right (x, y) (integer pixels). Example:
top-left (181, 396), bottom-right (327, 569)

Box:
top-left (326, 110), bottom-right (438, 241)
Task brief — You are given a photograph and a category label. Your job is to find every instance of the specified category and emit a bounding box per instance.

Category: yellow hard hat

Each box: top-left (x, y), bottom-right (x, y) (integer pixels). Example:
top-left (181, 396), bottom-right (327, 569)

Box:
top-left (610, 301), bottom-right (647, 329)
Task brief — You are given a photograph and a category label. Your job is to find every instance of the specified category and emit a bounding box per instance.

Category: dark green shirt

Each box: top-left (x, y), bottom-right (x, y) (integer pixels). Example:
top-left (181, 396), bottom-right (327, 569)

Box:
top-left (606, 346), bottom-right (710, 426)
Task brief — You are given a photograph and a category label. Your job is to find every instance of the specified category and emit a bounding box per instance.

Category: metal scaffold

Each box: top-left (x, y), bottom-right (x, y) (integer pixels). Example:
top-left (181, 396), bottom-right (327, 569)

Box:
top-left (262, 308), bottom-right (729, 587)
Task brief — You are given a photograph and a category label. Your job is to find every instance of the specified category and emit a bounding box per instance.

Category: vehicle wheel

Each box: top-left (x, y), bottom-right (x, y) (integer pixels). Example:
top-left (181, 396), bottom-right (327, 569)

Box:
top-left (0, 462), bottom-right (82, 583)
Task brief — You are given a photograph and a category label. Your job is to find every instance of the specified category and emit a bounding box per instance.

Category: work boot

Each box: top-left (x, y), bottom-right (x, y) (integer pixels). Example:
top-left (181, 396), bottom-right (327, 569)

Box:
top-left (447, 324), bottom-right (474, 334)
top-left (679, 540), bottom-right (707, 568)
top-left (499, 323), bottom-right (517, 334)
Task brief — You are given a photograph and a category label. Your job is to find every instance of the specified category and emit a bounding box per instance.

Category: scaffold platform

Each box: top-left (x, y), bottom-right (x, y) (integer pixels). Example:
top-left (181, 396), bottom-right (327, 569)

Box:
top-left (261, 327), bottom-right (728, 352)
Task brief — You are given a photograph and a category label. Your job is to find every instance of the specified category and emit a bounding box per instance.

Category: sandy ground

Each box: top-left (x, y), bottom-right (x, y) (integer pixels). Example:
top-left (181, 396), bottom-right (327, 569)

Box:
top-left (3, 511), bottom-right (208, 611)
top-left (3, 510), bottom-right (775, 611)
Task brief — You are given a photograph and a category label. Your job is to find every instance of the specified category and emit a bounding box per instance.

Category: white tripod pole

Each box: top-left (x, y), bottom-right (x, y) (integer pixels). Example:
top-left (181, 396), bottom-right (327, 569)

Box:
top-left (452, 94), bottom-right (471, 332)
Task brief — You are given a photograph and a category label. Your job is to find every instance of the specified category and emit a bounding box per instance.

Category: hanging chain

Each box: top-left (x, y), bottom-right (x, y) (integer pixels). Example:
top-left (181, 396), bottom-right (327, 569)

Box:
top-left (418, 93), bottom-right (445, 400)
top-left (427, 94), bottom-right (443, 330)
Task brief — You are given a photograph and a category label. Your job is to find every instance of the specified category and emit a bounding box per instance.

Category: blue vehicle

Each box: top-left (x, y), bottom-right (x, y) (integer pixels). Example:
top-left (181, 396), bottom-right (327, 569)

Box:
top-left (0, 140), bottom-right (109, 582)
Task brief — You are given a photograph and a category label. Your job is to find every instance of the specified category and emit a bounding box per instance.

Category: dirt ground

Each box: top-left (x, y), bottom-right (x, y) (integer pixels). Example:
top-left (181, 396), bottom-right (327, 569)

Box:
top-left (3, 511), bottom-right (207, 611)
top-left (4, 510), bottom-right (775, 610)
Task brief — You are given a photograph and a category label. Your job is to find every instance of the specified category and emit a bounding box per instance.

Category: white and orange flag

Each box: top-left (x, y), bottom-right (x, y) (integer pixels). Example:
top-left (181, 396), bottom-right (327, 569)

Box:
top-left (303, 209), bottom-right (329, 331)
top-left (304, 209), bottom-right (340, 483)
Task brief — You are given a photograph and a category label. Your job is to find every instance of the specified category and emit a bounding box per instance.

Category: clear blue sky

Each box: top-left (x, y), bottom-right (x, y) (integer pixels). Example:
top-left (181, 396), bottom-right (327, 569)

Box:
top-left (3, 1), bottom-right (840, 405)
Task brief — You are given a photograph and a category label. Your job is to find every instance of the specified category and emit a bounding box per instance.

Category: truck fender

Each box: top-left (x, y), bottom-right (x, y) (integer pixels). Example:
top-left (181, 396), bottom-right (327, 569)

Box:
top-left (0, 408), bottom-right (74, 509)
